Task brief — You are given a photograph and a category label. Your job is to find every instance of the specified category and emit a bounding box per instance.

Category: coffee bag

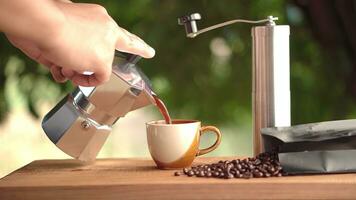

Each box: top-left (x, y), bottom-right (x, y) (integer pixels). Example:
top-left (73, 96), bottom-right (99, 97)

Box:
top-left (262, 119), bottom-right (356, 174)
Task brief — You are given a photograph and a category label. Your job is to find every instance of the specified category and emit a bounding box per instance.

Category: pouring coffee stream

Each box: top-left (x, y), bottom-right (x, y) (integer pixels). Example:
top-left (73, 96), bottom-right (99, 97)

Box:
top-left (153, 95), bottom-right (172, 124)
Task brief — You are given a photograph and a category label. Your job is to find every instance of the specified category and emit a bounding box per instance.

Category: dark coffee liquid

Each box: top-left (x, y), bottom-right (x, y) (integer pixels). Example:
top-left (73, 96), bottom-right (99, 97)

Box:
top-left (153, 95), bottom-right (172, 124)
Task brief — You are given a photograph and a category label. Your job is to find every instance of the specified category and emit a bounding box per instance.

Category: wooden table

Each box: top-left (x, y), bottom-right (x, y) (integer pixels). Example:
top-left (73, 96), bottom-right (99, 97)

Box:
top-left (1, 157), bottom-right (356, 200)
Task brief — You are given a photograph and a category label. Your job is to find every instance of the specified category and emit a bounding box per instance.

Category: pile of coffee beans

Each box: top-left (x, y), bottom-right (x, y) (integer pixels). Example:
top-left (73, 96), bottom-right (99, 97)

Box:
top-left (174, 152), bottom-right (286, 179)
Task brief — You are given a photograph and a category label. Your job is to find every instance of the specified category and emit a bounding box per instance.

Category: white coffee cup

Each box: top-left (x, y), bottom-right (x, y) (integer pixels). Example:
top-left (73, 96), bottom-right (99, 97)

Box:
top-left (146, 119), bottom-right (222, 169)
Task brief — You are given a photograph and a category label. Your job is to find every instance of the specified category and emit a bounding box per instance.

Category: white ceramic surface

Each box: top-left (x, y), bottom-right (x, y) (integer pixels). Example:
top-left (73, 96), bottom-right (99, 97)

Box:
top-left (146, 120), bottom-right (199, 163)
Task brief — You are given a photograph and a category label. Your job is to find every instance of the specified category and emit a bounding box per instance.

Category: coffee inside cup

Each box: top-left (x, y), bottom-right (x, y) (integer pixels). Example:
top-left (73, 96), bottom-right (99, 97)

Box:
top-left (150, 119), bottom-right (198, 125)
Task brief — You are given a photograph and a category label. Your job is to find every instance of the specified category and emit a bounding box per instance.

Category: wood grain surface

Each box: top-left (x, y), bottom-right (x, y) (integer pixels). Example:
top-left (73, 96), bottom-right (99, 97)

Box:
top-left (1, 157), bottom-right (356, 200)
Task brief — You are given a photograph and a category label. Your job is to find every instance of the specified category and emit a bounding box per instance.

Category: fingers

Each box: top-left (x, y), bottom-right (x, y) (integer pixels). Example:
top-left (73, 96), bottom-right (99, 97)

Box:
top-left (59, 66), bottom-right (109, 87)
top-left (61, 68), bottom-right (75, 79)
top-left (7, 35), bottom-right (53, 68)
top-left (49, 65), bottom-right (110, 86)
top-left (116, 27), bottom-right (155, 58)
top-left (50, 65), bottom-right (67, 83)
top-left (71, 73), bottom-right (109, 87)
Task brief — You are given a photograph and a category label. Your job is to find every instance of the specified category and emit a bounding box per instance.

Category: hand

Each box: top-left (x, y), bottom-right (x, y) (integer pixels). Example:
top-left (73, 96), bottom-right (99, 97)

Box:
top-left (6, 1), bottom-right (155, 86)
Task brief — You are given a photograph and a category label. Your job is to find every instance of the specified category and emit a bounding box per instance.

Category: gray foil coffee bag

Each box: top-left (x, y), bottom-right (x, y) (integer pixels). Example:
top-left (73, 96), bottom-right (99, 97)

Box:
top-left (261, 119), bottom-right (356, 174)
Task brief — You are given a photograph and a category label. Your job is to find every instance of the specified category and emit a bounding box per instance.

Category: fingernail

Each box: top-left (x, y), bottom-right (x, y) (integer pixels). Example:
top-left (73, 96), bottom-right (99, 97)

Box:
top-left (132, 39), bottom-right (155, 58)
top-left (147, 46), bottom-right (155, 57)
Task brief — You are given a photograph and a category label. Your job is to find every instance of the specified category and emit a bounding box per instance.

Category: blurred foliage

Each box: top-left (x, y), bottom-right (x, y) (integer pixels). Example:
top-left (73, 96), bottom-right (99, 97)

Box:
top-left (0, 0), bottom-right (355, 125)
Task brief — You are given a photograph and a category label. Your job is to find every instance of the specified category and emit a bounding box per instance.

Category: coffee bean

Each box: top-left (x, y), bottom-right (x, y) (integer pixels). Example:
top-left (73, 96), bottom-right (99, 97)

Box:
top-left (174, 172), bottom-right (180, 176)
top-left (241, 163), bottom-right (248, 169)
top-left (254, 159), bottom-right (261, 165)
top-left (183, 168), bottom-right (189, 174)
top-left (236, 174), bottom-right (243, 178)
top-left (258, 167), bottom-right (267, 173)
top-left (242, 173), bottom-right (251, 179)
top-left (253, 171), bottom-right (263, 178)
top-left (225, 163), bottom-right (233, 173)
top-left (213, 171), bottom-right (220, 177)
top-left (206, 172), bottom-right (212, 177)
top-left (197, 171), bottom-right (205, 177)
top-left (232, 159), bottom-right (239, 165)
top-left (268, 167), bottom-right (275, 173)
top-left (187, 170), bottom-right (194, 177)
top-left (226, 174), bottom-right (234, 179)
top-left (236, 164), bottom-right (242, 170)
top-left (272, 170), bottom-right (279, 176)
top-left (219, 172), bottom-right (225, 178)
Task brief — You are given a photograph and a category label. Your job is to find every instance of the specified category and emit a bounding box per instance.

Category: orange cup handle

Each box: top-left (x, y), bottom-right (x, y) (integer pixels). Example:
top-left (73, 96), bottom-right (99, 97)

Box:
top-left (196, 126), bottom-right (222, 156)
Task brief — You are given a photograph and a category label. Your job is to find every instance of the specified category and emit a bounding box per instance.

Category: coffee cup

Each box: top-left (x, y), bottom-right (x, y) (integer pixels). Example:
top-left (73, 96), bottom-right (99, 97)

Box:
top-left (146, 119), bottom-right (222, 169)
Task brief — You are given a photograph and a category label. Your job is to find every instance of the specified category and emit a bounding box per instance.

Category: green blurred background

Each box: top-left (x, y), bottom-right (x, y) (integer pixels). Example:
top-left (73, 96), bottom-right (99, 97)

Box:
top-left (1, 0), bottom-right (355, 177)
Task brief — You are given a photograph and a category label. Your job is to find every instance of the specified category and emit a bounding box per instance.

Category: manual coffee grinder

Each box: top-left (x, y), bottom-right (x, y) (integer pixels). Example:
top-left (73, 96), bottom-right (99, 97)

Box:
top-left (178, 13), bottom-right (291, 156)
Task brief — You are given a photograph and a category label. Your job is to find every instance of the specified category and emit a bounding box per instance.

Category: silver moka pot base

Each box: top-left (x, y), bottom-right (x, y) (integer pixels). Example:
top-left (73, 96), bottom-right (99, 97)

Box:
top-left (42, 92), bottom-right (111, 161)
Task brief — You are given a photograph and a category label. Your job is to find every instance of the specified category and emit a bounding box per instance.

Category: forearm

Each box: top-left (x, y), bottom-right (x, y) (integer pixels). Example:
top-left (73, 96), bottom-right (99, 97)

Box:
top-left (0, 0), bottom-right (64, 48)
